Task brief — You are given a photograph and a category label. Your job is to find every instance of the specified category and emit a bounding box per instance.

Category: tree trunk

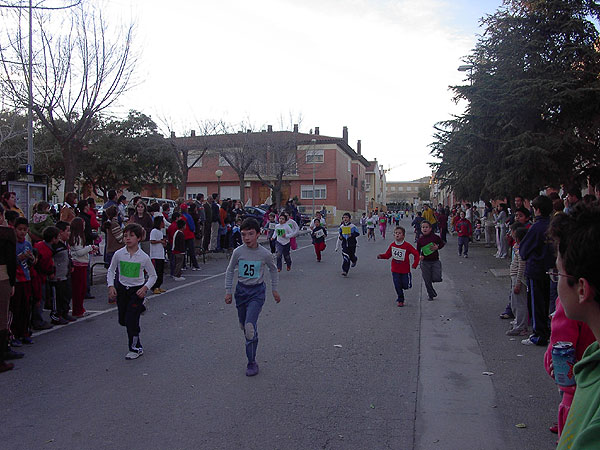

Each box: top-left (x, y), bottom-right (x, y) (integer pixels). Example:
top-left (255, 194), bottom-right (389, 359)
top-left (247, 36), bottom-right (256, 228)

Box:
top-left (62, 143), bottom-right (77, 194)
top-left (239, 175), bottom-right (246, 205)
top-left (179, 168), bottom-right (188, 199)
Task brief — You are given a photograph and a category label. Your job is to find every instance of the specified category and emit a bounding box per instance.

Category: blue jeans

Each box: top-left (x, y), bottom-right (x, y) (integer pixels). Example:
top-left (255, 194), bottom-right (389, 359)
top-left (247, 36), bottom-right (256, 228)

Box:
top-left (235, 283), bottom-right (266, 363)
top-left (392, 272), bottom-right (412, 302)
top-left (276, 241), bottom-right (291, 270)
top-left (458, 236), bottom-right (469, 255)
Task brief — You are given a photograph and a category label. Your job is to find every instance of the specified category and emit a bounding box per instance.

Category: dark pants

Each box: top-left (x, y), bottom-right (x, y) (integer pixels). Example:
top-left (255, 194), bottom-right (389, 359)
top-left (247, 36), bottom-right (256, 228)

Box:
top-left (185, 239), bottom-right (199, 268)
top-left (202, 222), bottom-right (211, 252)
top-left (458, 236), bottom-right (469, 255)
top-left (235, 283), bottom-right (265, 363)
top-left (341, 245), bottom-right (357, 273)
top-left (392, 272), bottom-right (412, 302)
top-left (314, 242), bottom-right (326, 261)
top-left (440, 227), bottom-right (447, 243)
top-left (276, 242), bottom-right (291, 270)
top-left (51, 279), bottom-right (71, 318)
top-left (9, 281), bottom-right (32, 339)
top-left (116, 283), bottom-right (146, 351)
top-left (421, 260), bottom-right (442, 299)
top-left (269, 239), bottom-right (276, 254)
top-left (151, 259), bottom-right (164, 290)
top-left (528, 275), bottom-right (551, 344)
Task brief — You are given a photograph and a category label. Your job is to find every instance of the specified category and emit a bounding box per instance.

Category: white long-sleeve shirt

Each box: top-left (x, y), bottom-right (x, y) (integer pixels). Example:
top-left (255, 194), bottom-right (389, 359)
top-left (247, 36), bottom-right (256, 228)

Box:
top-left (107, 246), bottom-right (157, 289)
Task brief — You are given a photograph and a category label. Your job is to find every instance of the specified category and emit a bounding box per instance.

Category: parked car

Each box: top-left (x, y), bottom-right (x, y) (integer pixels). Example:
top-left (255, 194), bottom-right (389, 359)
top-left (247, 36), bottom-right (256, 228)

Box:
top-left (243, 206), bottom-right (267, 223)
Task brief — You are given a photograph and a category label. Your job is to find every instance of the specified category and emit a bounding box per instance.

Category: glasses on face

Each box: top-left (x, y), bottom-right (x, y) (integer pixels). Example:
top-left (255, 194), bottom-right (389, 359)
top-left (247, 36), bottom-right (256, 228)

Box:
top-left (546, 268), bottom-right (577, 283)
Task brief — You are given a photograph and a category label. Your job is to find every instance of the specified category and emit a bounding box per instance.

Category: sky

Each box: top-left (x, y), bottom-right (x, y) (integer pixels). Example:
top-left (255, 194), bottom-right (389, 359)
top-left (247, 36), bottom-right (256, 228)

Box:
top-left (104, 0), bottom-right (504, 181)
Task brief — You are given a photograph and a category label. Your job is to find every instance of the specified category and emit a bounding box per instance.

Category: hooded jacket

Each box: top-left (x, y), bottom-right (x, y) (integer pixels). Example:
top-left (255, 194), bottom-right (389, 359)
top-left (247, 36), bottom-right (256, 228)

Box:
top-left (518, 215), bottom-right (555, 279)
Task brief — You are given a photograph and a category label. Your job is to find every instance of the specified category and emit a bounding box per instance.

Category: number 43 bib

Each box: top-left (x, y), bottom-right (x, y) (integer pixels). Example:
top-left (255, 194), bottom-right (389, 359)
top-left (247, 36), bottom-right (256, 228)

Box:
top-left (391, 247), bottom-right (406, 261)
top-left (239, 260), bottom-right (261, 279)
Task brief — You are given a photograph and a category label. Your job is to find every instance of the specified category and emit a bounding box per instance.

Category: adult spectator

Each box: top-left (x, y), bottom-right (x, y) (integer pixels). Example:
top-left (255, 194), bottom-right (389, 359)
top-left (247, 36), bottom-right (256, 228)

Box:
top-left (232, 200), bottom-right (245, 220)
top-left (1, 192), bottom-right (24, 218)
top-left (436, 207), bottom-right (448, 243)
top-left (202, 195), bottom-right (212, 252)
top-left (563, 184), bottom-right (582, 213)
top-left (494, 203), bottom-right (509, 258)
top-left (519, 195), bottom-right (555, 346)
top-left (131, 200), bottom-right (153, 255)
top-left (77, 199), bottom-right (96, 300)
top-left (102, 189), bottom-right (119, 224)
top-left (483, 201), bottom-right (495, 248)
top-left (180, 203), bottom-right (200, 269)
top-left (0, 204), bottom-right (17, 372)
top-left (117, 195), bottom-right (127, 223)
top-left (422, 204), bottom-right (437, 231)
top-left (209, 194), bottom-right (220, 252)
top-left (60, 192), bottom-right (77, 223)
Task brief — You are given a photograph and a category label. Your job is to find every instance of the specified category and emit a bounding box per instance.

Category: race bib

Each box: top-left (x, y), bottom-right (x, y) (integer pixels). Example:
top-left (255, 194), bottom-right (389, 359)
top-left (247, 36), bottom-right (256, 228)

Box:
top-left (120, 260), bottom-right (141, 278)
top-left (392, 247), bottom-right (406, 261)
top-left (421, 242), bottom-right (436, 256)
top-left (269, 222), bottom-right (276, 230)
top-left (367, 220), bottom-right (373, 226)
top-left (239, 260), bottom-right (261, 279)
top-left (315, 229), bottom-right (324, 238)
top-left (380, 218), bottom-right (386, 223)
top-left (276, 228), bottom-right (286, 237)
top-left (341, 226), bottom-right (351, 235)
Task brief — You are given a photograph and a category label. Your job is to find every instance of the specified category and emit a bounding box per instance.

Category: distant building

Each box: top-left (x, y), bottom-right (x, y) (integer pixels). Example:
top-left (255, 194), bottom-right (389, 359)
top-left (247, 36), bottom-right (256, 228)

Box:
top-left (365, 159), bottom-right (387, 212)
top-left (385, 177), bottom-right (430, 208)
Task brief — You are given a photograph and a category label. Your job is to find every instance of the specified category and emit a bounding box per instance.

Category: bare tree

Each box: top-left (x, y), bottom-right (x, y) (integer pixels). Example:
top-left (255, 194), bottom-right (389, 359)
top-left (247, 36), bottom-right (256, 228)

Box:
top-left (0, 2), bottom-right (137, 192)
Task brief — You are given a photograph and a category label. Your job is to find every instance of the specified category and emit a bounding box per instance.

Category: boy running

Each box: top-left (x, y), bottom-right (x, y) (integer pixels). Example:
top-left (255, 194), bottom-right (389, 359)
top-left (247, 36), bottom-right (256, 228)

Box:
top-left (417, 221), bottom-right (445, 301)
top-left (107, 224), bottom-right (157, 360)
top-left (225, 218), bottom-right (280, 377)
top-left (377, 226), bottom-right (420, 307)
top-left (338, 213), bottom-right (360, 277)
top-left (311, 218), bottom-right (327, 262)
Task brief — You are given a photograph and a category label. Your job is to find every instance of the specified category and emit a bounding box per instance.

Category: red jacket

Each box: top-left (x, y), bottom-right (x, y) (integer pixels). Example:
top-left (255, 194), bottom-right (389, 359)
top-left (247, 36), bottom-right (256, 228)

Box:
top-left (455, 218), bottom-right (472, 237)
top-left (33, 240), bottom-right (55, 284)
top-left (378, 241), bottom-right (420, 274)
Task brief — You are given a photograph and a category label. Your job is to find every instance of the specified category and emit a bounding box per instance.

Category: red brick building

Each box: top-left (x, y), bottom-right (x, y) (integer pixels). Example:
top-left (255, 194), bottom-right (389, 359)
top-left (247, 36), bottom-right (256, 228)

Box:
top-left (169, 126), bottom-right (369, 224)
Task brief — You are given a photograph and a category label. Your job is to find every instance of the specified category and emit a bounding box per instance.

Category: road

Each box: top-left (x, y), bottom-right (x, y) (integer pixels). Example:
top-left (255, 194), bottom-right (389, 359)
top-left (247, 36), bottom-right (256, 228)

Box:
top-left (2, 222), bottom-right (558, 450)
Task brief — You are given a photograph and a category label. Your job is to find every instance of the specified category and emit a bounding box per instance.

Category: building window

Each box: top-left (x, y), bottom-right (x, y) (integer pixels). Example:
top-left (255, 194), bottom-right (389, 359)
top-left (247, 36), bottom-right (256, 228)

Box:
top-left (391, 186), bottom-right (396, 191)
top-left (186, 186), bottom-right (207, 199)
top-left (219, 156), bottom-right (230, 166)
top-left (348, 189), bottom-right (351, 200)
top-left (301, 185), bottom-right (327, 200)
top-left (398, 186), bottom-right (404, 192)
top-left (306, 149), bottom-right (324, 163)
top-left (187, 150), bottom-right (203, 168)
top-left (406, 186), bottom-right (412, 192)
top-left (348, 158), bottom-right (351, 172)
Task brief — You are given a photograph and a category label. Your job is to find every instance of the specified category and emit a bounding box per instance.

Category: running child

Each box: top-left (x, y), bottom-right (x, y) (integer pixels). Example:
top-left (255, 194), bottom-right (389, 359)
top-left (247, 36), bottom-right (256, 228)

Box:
top-left (377, 226), bottom-right (419, 307)
top-left (455, 210), bottom-right (473, 258)
top-left (338, 213), bottom-right (360, 277)
top-left (366, 212), bottom-right (376, 241)
top-left (107, 223), bottom-right (157, 360)
top-left (272, 212), bottom-right (296, 272)
top-left (379, 213), bottom-right (387, 239)
top-left (263, 212), bottom-right (278, 254)
top-left (416, 221), bottom-right (445, 301)
top-left (225, 218), bottom-right (280, 377)
top-left (311, 218), bottom-right (327, 262)
top-left (149, 216), bottom-right (167, 294)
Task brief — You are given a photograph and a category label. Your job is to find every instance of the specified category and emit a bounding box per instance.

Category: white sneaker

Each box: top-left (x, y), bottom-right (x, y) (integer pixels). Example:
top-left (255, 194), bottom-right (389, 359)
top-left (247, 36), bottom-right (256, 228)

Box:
top-left (125, 348), bottom-right (143, 360)
top-left (191, 267), bottom-right (200, 271)
top-left (173, 276), bottom-right (186, 281)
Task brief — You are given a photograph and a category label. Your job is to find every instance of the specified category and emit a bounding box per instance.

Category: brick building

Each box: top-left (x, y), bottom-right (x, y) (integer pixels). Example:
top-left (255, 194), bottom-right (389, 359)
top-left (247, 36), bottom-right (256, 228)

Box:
top-left (166, 126), bottom-right (370, 224)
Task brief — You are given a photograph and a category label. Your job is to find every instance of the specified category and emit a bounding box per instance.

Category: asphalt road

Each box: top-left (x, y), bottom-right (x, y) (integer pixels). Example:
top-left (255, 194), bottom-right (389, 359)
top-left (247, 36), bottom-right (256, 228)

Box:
top-left (2, 222), bottom-right (558, 450)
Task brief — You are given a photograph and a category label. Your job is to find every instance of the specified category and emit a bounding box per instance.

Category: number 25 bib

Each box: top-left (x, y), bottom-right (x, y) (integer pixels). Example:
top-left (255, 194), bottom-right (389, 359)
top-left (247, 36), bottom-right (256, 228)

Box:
top-left (239, 260), bottom-right (261, 279)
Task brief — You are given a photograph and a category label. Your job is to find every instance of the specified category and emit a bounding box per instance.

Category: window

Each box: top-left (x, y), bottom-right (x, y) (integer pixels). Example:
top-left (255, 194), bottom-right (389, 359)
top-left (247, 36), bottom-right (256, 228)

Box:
top-left (219, 156), bottom-right (230, 166)
top-left (301, 185), bottom-right (327, 200)
top-left (306, 149), bottom-right (324, 163)
top-left (365, 183), bottom-right (371, 191)
top-left (406, 186), bottom-right (412, 192)
top-left (348, 158), bottom-right (351, 172)
top-left (348, 189), bottom-right (351, 200)
top-left (220, 186), bottom-right (240, 200)
top-left (187, 150), bottom-right (203, 168)
top-left (398, 186), bottom-right (404, 192)
top-left (391, 186), bottom-right (396, 191)
top-left (186, 186), bottom-right (207, 199)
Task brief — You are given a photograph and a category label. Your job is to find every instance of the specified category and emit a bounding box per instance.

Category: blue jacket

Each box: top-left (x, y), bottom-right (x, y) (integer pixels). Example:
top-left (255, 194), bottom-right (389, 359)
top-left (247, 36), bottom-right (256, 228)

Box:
top-left (518, 215), bottom-right (555, 279)
top-left (339, 223), bottom-right (360, 248)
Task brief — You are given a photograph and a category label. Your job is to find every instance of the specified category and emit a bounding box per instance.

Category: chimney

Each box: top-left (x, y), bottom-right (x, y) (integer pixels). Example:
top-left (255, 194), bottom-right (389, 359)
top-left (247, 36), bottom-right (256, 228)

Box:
top-left (190, 130), bottom-right (195, 137)
top-left (357, 139), bottom-right (362, 155)
top-left (267, 125), bottom-right (273, 133)
top-left (342, 126), bottom-right (348, 143)
top-left (170, 131), bottom-right (176, 138)
top-left (315, 126), bottom-right (320, 135)
top-left (293, 124), bottom-right (299, 133)
top-left (247, 129), bottom-right (252, 133)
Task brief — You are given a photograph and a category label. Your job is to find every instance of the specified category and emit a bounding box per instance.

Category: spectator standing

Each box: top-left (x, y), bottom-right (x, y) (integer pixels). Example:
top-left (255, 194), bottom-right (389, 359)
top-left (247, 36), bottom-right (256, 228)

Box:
top-left (0, 206), bottom-right (17, 372)
top-left (59, 192), bottom-right (77, 223)
top-left (131, 201), bottom-right (153, 255)
top-left (1, 192), bottom-right (25, 218)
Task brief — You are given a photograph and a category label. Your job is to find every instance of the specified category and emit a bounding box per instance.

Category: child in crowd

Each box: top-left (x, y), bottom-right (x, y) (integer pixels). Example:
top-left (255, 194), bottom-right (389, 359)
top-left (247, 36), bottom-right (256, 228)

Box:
top-left (377, 226), bottom-right (419, 307)
top-left (505, 226), bottom-right (529, 336)
top-left (411, 212), bottom-right (424, 241)
top-left (29, 201), bottom-right (55, 244)
top-left (366, 212), bottom-right (376, 241)
top-left (107, 223), bottom-right (157, 360)
top-left (311, 218), bottom-right (327, 262)
top-left (379, 213), bottom-right (387, 239)
top-left (455, 211), bottom-right (473, 258)
top-left (338, 213), bottom-right (360, 277)
top-left (10, 218), bottom-right (34, 346)
top-left (33, 226), bottom-right (59, 326)
top-left (231, 219), bottom-right (242, 249)
top-left (69, 217), bottom-right (97, 318)
top-left (103, 205), bottom-right (125, 271)
top-left (149, 216), bottom-right (167, 294)
top-left (171, 219), bottom-right (186, 281)
top-left (417, 220), bottom-right (445, 301)
top-left (166, 212), bottom-right (181, 277)
top-left (547, 202), bottom-right (600, 449)
top-left (51, 221), bottom-right (75, 324)
top-left (224, 218), bottom-right (280, 377)
top-left (263, 212), bottom-right (277, 254)
top-left (272, 212), bottom-right (296, 272)
top-left (474, 219), bottom-right (482, 241)
top-left (360, 213), bottom-right (367, 235)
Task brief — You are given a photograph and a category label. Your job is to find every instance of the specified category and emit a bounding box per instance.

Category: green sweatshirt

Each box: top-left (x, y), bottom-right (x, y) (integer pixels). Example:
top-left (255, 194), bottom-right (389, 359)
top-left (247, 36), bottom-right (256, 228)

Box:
top-left (558, 341), bottom-right (600, 449)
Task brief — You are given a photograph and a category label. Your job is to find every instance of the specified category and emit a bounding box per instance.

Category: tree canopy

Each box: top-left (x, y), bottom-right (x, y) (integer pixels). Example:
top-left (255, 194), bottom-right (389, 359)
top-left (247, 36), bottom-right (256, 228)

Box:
top-left (431, 0), bottom-right (600, 200)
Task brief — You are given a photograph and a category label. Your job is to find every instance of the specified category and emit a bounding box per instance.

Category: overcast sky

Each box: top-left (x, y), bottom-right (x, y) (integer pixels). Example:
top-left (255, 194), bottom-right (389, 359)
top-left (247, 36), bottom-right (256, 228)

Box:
top-left (107, 0), bottom-right (504, 181)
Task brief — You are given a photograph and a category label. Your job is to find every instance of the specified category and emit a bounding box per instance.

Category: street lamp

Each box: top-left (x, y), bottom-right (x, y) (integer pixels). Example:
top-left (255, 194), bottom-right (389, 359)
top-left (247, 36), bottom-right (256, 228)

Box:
top-left (215, 169), bottom-right (223, 200)
top-left (458, 64), bottom-right (474, 85)
top-left (311, 138), bottom-right (316, 217)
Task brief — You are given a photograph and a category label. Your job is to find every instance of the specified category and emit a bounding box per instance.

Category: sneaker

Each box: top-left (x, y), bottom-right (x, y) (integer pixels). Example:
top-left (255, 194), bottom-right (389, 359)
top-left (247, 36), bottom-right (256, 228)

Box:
top-left (351, 257), bottom-right (358, 267)
top-left (152, 288), bottom-right (161, 295)
top-left (341, 272), bottom-right (348, 277)
top-left (458, 253), bottom-right (462, 257)
top-left (506, 328), bottom-right (528, 336)
top-left (173, 276), bottom-right (186, 281)
top-left (549, 423), bottom-right (559, 434)
top-left (51, 317), bottom-right (69, 325)
top-left (21, 337), bottom-right (34, 345)
top-left (428, 297), bottom-right (434, 301)
top-left (158, 288), bottom-right (167, 293)
top-left (277, 269), bottom-right (281, 272)
top-left (499, 313), bottom-right (514, 320)
top-left (191, 267), bottom-right (200, 271)
top-left (125, 347), bottom-right (144, 360)
top-left (464, 254), bottom-right (468, 258)
top-left (63, 314), bottom-right (77, 322)
top-left (397, 301), bottom-right (405, 307)
top-left (521, 337), bottom-right (536, 346)
top-left (286, 266), bottom-right (291, 271)
top-left (245, 361), bottom-right (259, 377)
top-left (10, 338), bottom-right (22, 347)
